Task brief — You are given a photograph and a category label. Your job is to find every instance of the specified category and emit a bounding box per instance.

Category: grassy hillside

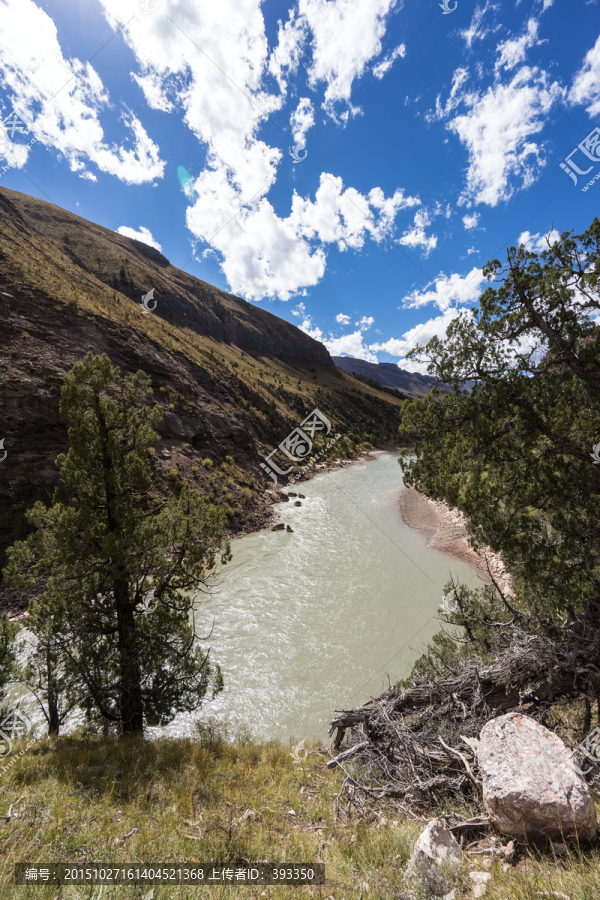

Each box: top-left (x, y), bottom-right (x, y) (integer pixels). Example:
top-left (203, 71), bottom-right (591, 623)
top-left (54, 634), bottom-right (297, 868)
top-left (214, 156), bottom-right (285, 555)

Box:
top-left (0, 187), bottom-right (406, 608)
top-left (1, 728), bottom-right (599, 899)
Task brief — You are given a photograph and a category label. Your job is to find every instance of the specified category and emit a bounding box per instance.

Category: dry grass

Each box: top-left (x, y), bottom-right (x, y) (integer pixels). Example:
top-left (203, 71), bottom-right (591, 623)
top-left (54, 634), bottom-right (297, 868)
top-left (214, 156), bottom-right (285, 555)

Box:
top-left (0, 724), bottom-right (599, 900)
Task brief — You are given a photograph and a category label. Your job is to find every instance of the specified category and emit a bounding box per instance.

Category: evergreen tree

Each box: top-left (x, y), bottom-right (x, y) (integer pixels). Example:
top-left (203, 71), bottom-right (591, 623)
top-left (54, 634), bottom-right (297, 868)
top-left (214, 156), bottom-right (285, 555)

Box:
top-left (399, 218), bottom-right (600, 620)
top-left (4, 353), bottom-right (230, 736)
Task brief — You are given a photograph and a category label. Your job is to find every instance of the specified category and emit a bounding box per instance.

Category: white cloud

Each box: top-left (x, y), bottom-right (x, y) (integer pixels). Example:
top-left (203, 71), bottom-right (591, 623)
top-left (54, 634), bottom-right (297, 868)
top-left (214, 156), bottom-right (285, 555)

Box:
top-left (462, 212), bottom-right (480, 230)
top-left (446, 67), bottom-right (562, 206)
top-left (101, 0), bottom-right (283, 205)
top-left (398, 209), bottom-right (438, 256)
top-left (132, 71), bottom-right (175, 113)
top-left (95, 0), bottom-right (416, 301)
top-left (296, 307), bottom-right (378, 361)
top-left (517, 228), bottom-right (558, 252)
top-left (336, 313), bottom-right (351, 324)
top-left (298, 0), bottom-right (400, 118)
top-left (117, 225), bottom-right (162, 251)
top-left (323, 330), bottom-right (378, 362)
top-left (495, 19), bottom-right (545, 73)
top-left (290, 97), bottom-right (315, 143)
top-left (569, 34), bottom-right (600, 117)
top-left (187, 173), bottom-right (419, 301)
top-left (373, 44), bottom-right (406, 80)
top-left (369, 309), bottom-right (465, 374)
top-left (355, 316), bottom-right (374, 330)
top-left (401, 267), bottom-right (487, 312)
top-left (427, 67), bottom-right (470, 123)
top-left (459, 3), bottom-right (492, 49)
top-left (268, 11), bottom-right (308, 93)
top-left (0, 0), bottom-right (165, 184)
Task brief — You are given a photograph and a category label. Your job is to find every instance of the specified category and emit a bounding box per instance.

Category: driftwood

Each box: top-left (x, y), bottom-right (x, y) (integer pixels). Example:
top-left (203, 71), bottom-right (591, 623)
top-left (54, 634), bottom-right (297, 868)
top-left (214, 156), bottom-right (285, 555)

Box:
top-left (327, 601), bottom-right (600, 813)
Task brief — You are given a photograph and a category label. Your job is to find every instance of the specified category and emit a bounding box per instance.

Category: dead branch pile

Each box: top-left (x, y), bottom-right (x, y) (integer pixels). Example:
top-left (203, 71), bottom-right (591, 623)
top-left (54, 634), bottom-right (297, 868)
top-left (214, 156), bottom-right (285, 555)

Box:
top-left (328, 599), bottom-right (600, 812)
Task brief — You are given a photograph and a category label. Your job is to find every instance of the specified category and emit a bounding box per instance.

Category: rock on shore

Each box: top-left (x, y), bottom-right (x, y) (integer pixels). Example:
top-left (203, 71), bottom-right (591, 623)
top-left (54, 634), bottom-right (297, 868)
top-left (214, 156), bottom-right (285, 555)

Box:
top-left (476, 712), bottom-right (597, 842)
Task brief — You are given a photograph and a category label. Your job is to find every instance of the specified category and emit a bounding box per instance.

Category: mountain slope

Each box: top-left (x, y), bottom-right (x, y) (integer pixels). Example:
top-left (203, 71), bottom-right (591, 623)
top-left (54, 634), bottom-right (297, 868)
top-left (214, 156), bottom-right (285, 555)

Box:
top-left (0, 187), bottom-right (405, 612)
top-left (332, 356), bottom-right (453, 398)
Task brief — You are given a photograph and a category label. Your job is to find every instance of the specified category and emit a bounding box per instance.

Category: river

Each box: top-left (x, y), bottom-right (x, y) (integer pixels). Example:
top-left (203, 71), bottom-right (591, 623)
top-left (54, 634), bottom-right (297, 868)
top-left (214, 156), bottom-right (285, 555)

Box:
top-left (10, 453), bottom-right (482, 747)
top-left (151, 452), bottom-right (481, 745)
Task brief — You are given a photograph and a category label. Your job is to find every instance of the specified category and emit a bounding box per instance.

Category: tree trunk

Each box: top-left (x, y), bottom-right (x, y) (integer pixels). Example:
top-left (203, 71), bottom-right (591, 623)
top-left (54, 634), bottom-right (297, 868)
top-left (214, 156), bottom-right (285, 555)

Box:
top-left (46, 644), bottom-right (60, 738)
top-left (115, 577), bottom-right (144, 735)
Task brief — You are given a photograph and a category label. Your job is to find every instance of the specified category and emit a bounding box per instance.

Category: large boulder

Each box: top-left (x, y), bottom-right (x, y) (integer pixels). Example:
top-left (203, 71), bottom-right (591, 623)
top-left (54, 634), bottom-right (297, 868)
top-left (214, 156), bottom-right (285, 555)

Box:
top-left (476, 713), bottom-right (597, 842)
top-left (410, 819), bottom-right (463, 867)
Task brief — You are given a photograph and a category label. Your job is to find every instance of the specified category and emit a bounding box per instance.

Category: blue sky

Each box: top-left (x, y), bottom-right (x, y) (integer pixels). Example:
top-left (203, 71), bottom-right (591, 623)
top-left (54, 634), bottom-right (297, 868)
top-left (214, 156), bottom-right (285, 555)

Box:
top-left (0, 0), bottom-right (599, 373)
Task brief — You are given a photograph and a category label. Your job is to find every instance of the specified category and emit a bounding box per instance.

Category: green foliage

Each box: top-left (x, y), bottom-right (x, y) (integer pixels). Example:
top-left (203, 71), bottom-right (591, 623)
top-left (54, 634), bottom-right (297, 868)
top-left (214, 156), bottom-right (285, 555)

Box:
top-left (401, 580), bottom-right (500, 686)
top-left (202, 458), bottom-right (213, 468)
top-left (399, 218), bottom-right (600, 622)
top-left (3, 353), bottom-right (231, 737)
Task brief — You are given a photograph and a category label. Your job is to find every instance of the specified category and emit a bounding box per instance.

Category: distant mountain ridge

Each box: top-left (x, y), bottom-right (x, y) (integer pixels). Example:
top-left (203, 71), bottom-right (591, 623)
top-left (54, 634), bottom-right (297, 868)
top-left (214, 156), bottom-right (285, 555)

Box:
top-left (332, 357), bottom-right (454, 398)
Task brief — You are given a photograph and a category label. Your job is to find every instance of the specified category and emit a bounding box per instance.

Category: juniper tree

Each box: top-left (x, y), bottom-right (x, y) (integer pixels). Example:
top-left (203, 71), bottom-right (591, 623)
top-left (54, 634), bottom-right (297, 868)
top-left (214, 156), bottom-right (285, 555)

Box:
top-left (4, 353), bottom-right (230, 736)
top-left (399, 218), bottom-right (600, 621)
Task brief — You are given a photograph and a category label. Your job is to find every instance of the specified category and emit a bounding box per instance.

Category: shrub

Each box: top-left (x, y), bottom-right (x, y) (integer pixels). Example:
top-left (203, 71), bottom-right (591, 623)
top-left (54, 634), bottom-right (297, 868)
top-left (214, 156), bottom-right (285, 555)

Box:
top-left (203, 458), bottom-right (213, 468)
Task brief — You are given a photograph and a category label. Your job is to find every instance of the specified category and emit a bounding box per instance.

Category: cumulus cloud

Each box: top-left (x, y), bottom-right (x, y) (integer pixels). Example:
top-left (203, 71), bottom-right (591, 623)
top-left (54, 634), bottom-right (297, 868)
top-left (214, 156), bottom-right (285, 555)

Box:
top-left (495, 19), bottom-right (545, 73)
top-left (290, 97), bottom-right (315, 143)
top-left (517, 228), bottom-right (559, 252)
top-left (369, 308), bottom-right (465, 374)
top-left (463, 212), bottom-right (480, 230)
top-left (295, 305), bottom-right (378, 361)
top-left (95, 0), bottom-right (417, 301)
top-left (117, 225), bottom-right (162, 251)
top-left (295, 314), bottom-right (377, 362)
top-left (569, 34), bottom-right (600, 117)
top-left (298, 0), bottom-right (400, 118)
top-left (268, 11), bottom-right (308, 92)
top-left (0, 0), bottom-right (165, 184)
top-left (356, 316), bottom-right (374, 330)
top-left (187, 173), bottom-right (419, 300)
top-left (445, 67), bottom-right (562, 206)
top-left (398, 209), bottom-right (438, 256)
top-left (324, 330), bottom-right (378, 361)
top-left (400, 267), bottom-right (487, 312)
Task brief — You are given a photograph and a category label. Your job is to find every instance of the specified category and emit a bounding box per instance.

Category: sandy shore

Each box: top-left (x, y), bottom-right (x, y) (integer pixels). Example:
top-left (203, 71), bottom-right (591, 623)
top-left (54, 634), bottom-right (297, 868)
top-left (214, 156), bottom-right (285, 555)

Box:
top-left (399, 486), bottom-right (512, 595)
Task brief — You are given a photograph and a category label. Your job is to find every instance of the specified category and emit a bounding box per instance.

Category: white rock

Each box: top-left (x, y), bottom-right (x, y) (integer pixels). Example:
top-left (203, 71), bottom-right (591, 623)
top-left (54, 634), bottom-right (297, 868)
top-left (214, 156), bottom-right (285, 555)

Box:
top-left (410, 818), bottom-right (463, 867)
top-left (476, 713), bottom-right (597, 842)
top-left (469, 872), bottom-right (492, 883)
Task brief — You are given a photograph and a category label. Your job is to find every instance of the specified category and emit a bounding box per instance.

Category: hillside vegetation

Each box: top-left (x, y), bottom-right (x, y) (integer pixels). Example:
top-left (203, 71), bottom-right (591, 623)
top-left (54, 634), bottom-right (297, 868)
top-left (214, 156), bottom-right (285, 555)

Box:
top-left (0, 187), bottom-right (407, 610)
